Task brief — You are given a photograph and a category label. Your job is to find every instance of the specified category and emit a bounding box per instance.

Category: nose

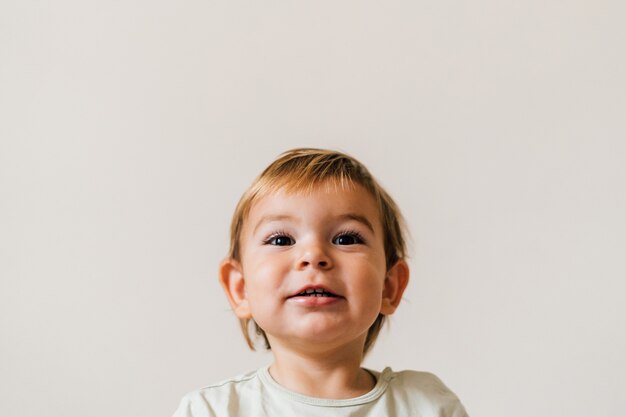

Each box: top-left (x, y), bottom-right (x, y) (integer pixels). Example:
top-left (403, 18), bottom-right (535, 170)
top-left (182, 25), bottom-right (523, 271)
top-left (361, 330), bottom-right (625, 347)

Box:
top-left (296, 241), bottom-right (333, 270)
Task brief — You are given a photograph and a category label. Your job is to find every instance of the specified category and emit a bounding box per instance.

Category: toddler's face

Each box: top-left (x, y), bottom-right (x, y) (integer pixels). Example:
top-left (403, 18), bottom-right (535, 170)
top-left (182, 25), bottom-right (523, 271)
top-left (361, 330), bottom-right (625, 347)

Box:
top-left (229, 183), bottom-right (400, 352)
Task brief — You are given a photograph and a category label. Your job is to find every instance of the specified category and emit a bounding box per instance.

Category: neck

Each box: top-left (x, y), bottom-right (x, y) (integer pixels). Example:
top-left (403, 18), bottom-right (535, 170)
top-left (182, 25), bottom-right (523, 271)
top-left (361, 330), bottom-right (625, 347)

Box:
top-left (266, 335), bottom-right (375, 399)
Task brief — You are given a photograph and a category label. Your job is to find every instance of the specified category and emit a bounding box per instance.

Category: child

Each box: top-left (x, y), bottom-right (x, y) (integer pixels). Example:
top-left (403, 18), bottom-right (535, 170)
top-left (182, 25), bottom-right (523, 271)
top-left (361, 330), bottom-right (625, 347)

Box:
top-left (173, 148), bottom-right (469, 416)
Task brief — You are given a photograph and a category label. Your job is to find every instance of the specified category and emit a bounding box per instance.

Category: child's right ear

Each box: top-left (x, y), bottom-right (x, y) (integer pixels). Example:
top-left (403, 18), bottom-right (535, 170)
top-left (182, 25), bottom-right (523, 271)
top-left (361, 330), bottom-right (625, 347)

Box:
top-left (219, 258), bottom-right (252, 319)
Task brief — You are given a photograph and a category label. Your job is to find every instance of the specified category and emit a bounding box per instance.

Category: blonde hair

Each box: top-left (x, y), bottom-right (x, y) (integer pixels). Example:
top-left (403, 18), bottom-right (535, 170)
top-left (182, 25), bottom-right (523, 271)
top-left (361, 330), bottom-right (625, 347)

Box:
top-left (227, 148), bottom-right (407, 354)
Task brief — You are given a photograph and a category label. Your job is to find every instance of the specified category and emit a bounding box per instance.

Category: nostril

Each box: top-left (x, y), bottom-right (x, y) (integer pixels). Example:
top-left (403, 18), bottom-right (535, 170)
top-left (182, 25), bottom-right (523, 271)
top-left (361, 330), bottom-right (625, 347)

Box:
top-left (297, 256), bottom-right (331, 270)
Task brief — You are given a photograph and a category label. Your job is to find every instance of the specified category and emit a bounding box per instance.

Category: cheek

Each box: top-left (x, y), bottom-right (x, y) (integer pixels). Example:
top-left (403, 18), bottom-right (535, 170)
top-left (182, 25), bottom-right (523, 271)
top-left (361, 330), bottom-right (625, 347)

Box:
top-left (246, 255), bottom-right (288, 281)
top-left (242, 257), bottom-right (289, 301)
top-left (348, 263), bottom-right (386, 298)
top-left (354, 255), bottom-right (387, 281)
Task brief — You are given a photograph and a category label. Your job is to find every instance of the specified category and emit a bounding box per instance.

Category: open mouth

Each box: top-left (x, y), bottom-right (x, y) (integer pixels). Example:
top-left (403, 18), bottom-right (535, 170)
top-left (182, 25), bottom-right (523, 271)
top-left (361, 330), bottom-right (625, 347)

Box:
top-left (290, 288), bottom-right (340, 298)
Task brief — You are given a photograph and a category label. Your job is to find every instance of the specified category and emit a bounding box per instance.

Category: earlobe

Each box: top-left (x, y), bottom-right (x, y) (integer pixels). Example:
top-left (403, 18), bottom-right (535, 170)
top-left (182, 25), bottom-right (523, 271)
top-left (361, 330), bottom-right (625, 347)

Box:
top-left (219, 258), bottom-right (252, 319)
top-left (380, 260), bottom-right (410, 315)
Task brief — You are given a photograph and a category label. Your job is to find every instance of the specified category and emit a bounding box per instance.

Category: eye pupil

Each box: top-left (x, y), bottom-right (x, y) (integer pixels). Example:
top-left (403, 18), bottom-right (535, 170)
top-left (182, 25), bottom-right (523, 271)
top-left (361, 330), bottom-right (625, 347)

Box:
top-left (273, 236), bottom-right (291, 246)
top-left (335, 235), bottom-right (358, 245)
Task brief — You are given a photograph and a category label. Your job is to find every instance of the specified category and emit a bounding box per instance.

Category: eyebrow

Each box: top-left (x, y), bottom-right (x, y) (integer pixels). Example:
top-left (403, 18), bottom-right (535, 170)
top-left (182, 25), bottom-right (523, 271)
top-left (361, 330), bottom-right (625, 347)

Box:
top-left (337, 213), bottom-right (375, 234)
top-left (252, 215), bottom-right (294, 235)
top-left (252, 213), bottom-right (375, 235)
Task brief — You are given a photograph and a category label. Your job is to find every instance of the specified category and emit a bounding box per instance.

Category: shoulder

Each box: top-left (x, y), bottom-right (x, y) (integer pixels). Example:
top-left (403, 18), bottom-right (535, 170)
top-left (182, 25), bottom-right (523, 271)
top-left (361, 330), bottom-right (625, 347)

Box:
top-left (385, 369), bottom-right (453, 395)
top-left (380, 368), bottom-right (469, 417)
top-left (172, 370), bottom-right (263, 417)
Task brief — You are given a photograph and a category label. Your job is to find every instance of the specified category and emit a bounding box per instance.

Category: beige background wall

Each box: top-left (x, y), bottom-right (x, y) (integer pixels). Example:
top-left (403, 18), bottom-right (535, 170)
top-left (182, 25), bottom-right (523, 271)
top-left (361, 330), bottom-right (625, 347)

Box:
top-left (1, 1), bottom-right (625, 416)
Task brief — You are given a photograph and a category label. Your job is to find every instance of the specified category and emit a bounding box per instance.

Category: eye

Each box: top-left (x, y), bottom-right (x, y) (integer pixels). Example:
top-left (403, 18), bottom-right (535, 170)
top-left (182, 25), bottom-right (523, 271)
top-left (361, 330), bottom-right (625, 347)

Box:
top-left (333, 231), bottom-right (365, 245)
top-left (264, 233), bottom-right (295, 246)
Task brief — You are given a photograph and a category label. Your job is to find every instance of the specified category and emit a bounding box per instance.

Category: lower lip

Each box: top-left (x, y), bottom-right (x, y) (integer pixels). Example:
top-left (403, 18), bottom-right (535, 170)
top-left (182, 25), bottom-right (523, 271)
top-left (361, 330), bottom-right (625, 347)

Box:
top-left (287, 296), bottom-right (344, 307)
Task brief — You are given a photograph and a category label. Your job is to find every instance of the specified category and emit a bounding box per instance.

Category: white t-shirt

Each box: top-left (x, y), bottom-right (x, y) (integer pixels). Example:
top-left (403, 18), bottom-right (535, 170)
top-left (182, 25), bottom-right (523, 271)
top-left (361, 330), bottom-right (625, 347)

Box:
top-left (173, 366), bottom-right (469, 417)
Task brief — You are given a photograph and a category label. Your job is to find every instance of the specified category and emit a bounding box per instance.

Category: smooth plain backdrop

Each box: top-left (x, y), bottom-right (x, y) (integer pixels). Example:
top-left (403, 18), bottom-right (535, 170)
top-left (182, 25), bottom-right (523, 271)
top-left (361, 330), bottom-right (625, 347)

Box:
top-left (1, 1), bottom-right (625, 417)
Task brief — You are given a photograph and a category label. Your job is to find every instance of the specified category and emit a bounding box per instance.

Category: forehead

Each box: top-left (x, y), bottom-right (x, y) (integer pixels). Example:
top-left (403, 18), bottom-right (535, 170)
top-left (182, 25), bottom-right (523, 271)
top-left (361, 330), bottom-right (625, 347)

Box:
top-left (244, 182), bottom-right (382, 232)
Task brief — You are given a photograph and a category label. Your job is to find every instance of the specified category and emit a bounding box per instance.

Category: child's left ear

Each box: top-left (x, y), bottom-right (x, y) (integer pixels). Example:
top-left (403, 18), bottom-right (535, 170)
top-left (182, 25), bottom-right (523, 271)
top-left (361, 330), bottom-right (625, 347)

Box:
top-left (380, 260), bottom-right (410, 315)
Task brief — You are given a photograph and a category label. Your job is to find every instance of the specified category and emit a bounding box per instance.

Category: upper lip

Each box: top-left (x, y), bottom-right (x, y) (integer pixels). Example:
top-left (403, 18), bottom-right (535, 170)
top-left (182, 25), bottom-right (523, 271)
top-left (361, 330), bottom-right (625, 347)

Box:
top-left (288, 285), bottom-right (343, 298)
